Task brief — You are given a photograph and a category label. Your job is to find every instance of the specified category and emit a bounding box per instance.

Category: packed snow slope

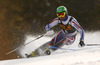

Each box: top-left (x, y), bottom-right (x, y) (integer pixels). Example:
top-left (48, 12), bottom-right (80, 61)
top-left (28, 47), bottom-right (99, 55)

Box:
top-left (0, 31), bottom-right (100, 65)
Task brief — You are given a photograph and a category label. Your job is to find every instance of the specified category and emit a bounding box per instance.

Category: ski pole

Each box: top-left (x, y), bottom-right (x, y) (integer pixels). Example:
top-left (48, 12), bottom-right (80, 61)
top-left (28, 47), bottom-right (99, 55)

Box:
top-left (86, 44), bottom-right (100, 46)
top-left (6, 34), bottom-right (45, 55)
top-left (6, 30), bottom-right (54, 55)
top-left (24, 34), bottom-right (44, 46)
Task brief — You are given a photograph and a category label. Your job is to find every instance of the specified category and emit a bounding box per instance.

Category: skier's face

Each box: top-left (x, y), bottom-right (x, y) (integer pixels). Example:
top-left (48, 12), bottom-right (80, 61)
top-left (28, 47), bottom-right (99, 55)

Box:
top-left (57, 12), bottom-right (66, 20)
top-left (59, 16), bottom-right (66, 20)
top-left (57, 12), bottom-right (65, 18)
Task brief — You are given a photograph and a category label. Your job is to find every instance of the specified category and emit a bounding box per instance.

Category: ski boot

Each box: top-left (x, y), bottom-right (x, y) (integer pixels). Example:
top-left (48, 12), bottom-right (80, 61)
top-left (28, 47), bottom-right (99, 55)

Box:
top-left (25, 54), bottom-right (31, 58)
top-left (25, 51), bottom-right (35, 58)
top-left (44, 50), bottom-right (51, 55)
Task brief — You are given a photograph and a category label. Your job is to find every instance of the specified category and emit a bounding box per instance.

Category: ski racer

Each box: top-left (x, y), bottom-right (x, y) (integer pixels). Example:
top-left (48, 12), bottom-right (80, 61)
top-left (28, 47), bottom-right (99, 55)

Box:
top-left (45, 6), bottom-right (85, 52)
top-left (25, 6), bottom-right (85, 58)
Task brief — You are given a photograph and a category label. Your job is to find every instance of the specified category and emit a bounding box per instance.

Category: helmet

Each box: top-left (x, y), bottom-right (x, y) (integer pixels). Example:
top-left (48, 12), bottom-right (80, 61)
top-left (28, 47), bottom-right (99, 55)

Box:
top-left (56, 6), bottom-right (68, 14)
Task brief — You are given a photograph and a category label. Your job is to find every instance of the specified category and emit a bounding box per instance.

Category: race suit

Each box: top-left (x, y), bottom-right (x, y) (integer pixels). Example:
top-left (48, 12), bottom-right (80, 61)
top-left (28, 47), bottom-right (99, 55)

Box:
top-left (45, 15), bottom-right (84, 47)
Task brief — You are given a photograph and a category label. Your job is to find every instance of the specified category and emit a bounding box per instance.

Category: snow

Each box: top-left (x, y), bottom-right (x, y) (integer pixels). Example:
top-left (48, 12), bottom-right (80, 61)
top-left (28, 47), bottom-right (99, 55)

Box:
top-left (0, 31), bottom-right (100, 65)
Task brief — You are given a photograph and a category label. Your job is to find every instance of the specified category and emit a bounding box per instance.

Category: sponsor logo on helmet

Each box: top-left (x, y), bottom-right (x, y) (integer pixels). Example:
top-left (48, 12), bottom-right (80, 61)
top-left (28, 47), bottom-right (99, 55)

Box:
top-left (57, 9), bottom-right (62, 11)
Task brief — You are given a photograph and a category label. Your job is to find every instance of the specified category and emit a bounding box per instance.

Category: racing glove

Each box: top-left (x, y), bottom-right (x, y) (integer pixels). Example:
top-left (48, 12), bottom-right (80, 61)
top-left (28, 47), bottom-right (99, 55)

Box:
top-left (79, 40), bottom-right (85, 47)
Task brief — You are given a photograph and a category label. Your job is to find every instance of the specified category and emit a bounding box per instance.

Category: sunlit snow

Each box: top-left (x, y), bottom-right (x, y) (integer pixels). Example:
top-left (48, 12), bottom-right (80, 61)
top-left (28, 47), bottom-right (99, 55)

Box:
top-left (0, 31), bottom-right (100, 65)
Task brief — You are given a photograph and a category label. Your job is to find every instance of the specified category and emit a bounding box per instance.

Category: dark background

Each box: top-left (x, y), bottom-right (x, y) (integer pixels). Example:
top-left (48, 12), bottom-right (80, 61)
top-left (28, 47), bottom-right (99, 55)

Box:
top-left (0, 0), bottom-right (99, 60)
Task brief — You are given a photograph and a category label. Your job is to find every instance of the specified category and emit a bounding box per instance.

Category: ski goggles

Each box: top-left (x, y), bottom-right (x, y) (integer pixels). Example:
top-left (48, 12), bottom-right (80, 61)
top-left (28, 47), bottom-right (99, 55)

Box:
top-left (57, 12), bottom-right (65, 18)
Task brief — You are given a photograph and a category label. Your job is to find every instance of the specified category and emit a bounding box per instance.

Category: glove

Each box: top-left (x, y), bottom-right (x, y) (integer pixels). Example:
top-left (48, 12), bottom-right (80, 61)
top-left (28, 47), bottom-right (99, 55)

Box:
top-left (79, 40), bottom-right (85, 47)
top-left (45, 30), bottom-right (54, 36)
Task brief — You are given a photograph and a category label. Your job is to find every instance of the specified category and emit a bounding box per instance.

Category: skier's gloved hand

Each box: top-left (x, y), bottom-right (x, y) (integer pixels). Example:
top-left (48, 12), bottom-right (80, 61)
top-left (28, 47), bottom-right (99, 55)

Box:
top-left (45, 30), bottom-right (54, 36)
top-left (78, 40), bottom-right (85, 47)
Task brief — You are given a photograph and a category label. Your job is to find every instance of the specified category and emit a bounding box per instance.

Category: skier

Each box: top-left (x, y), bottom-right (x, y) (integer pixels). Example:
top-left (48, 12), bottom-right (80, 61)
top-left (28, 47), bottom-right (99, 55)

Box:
top-left (25, 6), bottom-right (85, 58)
top-left (45, 6), bottom-right (85, 53)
